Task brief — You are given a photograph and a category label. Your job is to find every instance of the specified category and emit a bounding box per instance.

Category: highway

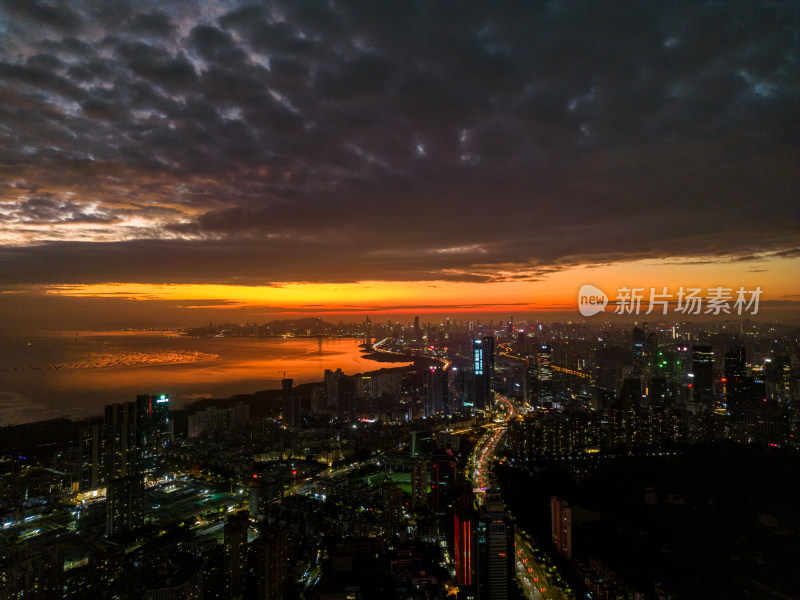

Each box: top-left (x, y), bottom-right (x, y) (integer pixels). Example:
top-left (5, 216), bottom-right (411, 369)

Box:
top-left (470, 394), bottom-right (570, 600)
top-left (515, 532), bottom-right (566, 600)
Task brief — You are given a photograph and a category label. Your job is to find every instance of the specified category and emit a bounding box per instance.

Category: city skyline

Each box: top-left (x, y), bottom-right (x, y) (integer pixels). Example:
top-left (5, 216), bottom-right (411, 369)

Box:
top-left (1, 1), bottom-right (799, 331)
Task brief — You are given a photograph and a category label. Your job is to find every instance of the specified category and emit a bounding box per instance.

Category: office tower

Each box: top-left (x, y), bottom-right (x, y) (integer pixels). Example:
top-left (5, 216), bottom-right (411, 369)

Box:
top-left (453, 507), bottom-right (477, 589)
top-left (106, 475), bottom-right (144, 537)
top-left (382, 483), bottom-right (405, 535)
top-left (78, 422), bottom-right (107, 492)
top-left (136, 394), bottom-right (170, 479)
top-left (256, 527), bottom-right (288, 600)
top-left (725, 346), bottom-right (748, 413)
top-left (365, 315), bottom-right (372, 340)
top-left (336, 376), bottom-right (356, 422)
top-left (414, 316), bottom-right (421, 342)
top-left (424, 366), bottom-right (448, 417)
top-left (538, 344), bottom-right (553, 406)
top-left (478, 495), bottom-right (515, 600)
top-left (692, 346), bottom-right (714, 404)
top-left (224, 512), bottom-right (249, 600)
top-left (281, 378), bottom-right (301, 429)
top-left (551, 496), bottom-right (572, 558)
top-left (411, 456), bottom-right (428, 509)
top-left (473, 336), bottom-right (495, 411)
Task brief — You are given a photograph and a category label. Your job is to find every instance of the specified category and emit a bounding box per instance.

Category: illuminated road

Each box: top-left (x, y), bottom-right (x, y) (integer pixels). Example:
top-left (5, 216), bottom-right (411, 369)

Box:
top-left (285, 457), bottom-right (381, 497)
top-left (470, 394), bottom-right (569, 600)
top-left (470, 394), bottom-right (515, 505)
top-left (515, 533), bottom-right (566, 600)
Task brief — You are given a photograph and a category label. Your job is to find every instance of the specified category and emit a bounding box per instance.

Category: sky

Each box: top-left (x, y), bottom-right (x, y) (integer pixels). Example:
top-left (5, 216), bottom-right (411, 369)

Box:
top-left (1, 1), bottom-right (798, 331)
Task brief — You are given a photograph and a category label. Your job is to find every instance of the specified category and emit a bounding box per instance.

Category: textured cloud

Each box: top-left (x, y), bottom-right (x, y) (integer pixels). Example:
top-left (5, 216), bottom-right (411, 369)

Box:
top-left (0, 0), bottom-right (797, 286)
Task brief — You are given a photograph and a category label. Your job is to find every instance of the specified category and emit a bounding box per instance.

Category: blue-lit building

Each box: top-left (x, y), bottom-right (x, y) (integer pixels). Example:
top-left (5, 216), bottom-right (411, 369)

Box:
top-left (473, 337), bottom-right (495, 411)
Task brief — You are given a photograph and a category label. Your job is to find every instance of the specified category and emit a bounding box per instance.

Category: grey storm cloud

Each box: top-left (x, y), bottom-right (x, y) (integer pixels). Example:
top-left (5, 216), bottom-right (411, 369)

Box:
top-left (0, 0), bottom-right (798, 286)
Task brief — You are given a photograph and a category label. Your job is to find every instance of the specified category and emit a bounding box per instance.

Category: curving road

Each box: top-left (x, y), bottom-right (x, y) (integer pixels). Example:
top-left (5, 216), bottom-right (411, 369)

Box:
top-left (470, 394), bottom-right (569, 600)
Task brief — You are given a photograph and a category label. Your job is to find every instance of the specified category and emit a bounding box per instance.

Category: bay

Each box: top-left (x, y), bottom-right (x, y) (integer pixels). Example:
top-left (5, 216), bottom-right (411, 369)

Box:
top-left (0, 333), bottom-right (407, 425)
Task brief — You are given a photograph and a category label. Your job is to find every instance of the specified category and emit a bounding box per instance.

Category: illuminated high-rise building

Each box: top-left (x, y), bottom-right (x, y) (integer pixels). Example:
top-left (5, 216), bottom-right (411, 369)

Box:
top-left (136, 394), bottom-right (170, 479)
top-left (424, 366), bottom-right (448, 417)
top-left (692, 346), bottom-right (714, 405)
top-left (78, 422), bottom-right (107, 492)
top-left (105, 401), bottom-right (137, 479)
top-left (473, 337), bottom-right (495, 411)
top-left (249, 475), bottom-right (282, 522)
top-left (256, 526), bottom-right (288, 600)
top-left (431, 450), bottom-right (457, 541)
top-left (453, 507), bottom-right (477, 589)
top-left (431, 451), bottom-right (457, 513)
top-left (382, 482), bottom-right (405, 535)
top-left (477, 495), bottom-right (514, 600)
top-left (632, 327), bottom-right (645, 372)
top-left (324, 368), bottom-right (344, 409)
top-left (538, 344), bottom-right (553, 406)
top-left (224, 512), bottom-right (249, 600)
top-left (281, 378), bottom-right (301, 429)
top-left (411, 456), bottom-right (428, 509)
top-left (336, 376), bottom-right (356, 422)
top-left (724, 346), bottom-right (747, 414)
top-left (106, 475), bottom-right (144, 537)
top-left (551, 496), bottom-right (572, 558)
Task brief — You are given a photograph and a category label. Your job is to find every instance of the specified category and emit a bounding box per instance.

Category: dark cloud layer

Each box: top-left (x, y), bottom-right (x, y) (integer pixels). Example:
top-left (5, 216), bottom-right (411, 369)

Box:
top-left (0, 0), bottom-right (798, 286)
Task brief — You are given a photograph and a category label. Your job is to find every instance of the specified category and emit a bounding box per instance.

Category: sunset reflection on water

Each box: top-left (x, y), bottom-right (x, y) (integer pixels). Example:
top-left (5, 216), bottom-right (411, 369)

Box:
top-left (0, 334), bottom-right (408, 425)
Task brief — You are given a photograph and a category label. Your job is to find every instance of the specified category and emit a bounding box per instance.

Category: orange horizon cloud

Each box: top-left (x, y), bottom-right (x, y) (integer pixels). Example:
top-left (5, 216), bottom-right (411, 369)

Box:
top-left (34, 255), bottom-right (799, 319)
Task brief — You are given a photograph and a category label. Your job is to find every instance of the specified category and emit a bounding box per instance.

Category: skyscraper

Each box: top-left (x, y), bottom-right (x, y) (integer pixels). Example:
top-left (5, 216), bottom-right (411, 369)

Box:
top-left (473, 336), bottom-right (495, 411)
top-left (632, 327), bottom-right (645, 372)
top-left (281, 378), bottom-right (301, 429)
top-left (431, 451), bottom-right (457, 514)
top-left (136, 394), bottom-right (170, 479)
top-left (411, 456), bottom-right (428, 509)
top-left (105, 401), bottom-right (138, 479)
top-left (538, 344), bottom-right (553, 406)
top-left (224, 512), bottom-right (249, 600)
top-left (692, 346), bottom-right (714, 405)
top-left (106, 475), bottom-right (144, 537)
top-left (324, 368), bottom-right (344, 409)
top-left (257, 526), bottom-right (288, 600)
top-left (336, 376), bottom-right (356, 423)
top-left (249, 476), bottom-right (282, 522)
top-left (78, 422), bottom-right (107, 492)
top-left (724, 346), bottom-right (748, 414)
top-left (551, 496), bottom-right (572, 559)
top-left (453, 507), bottom-right (478, 589)
top-left (382, 482), bottom-right (405, 535)
top-left (478, 495), bottom-right (515, 600)
top-left (424, 366), bottom-right (448, 417)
